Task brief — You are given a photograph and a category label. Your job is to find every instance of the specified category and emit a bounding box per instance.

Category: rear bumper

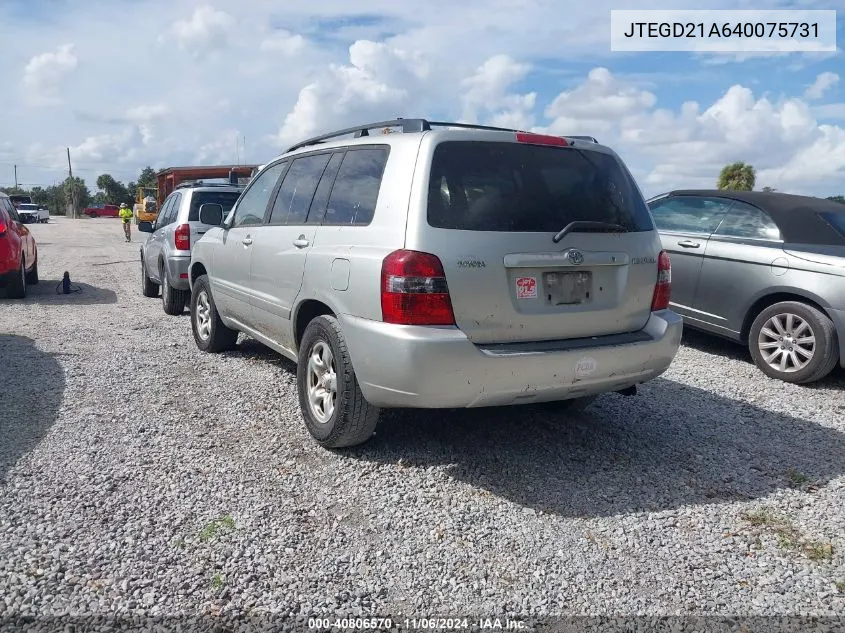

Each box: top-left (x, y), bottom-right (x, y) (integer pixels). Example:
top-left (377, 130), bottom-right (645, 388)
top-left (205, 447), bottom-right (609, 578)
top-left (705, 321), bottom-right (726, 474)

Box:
top-left (340, 310), bottom-right (684, 408)
top-left (165, 254), bottom-right (191, 290)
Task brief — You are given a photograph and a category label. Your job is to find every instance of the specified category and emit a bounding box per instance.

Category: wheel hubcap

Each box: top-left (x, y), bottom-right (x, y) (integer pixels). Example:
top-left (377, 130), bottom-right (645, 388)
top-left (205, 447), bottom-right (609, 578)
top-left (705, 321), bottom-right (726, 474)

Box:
top-left (195, 291), bottom-right (212, 340)
top-left (758, 313), bottom-right (816, 373)
top-left (307, 341), bottom-right (337, 424)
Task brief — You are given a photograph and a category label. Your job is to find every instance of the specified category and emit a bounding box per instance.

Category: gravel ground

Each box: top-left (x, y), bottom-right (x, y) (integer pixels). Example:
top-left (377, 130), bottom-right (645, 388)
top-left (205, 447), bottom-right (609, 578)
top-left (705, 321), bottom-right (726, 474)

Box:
top-left (1, 216), bottom-right (844, 631)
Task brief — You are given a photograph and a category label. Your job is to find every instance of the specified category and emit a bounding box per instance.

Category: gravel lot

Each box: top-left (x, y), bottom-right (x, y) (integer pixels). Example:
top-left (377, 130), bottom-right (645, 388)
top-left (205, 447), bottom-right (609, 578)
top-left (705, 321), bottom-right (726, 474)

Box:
top-left (1, 216), bottom-right (844, 630)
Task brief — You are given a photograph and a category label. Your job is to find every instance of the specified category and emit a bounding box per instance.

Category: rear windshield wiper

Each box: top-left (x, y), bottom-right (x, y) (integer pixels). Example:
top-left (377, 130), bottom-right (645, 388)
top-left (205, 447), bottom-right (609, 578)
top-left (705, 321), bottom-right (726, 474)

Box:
top-left (552, 221), bottom-right (629, 243)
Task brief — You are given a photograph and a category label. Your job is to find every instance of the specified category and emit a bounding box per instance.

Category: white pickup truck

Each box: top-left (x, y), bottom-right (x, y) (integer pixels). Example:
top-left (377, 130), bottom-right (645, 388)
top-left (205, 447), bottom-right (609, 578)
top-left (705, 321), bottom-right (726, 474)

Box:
top-left (16, 203), bottom-right (50, 224)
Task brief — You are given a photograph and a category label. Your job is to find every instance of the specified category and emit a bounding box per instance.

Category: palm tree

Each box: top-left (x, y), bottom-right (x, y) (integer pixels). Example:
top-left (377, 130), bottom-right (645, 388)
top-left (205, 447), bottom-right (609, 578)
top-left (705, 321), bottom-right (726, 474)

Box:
top-left (717, 162), bottom-right (756, 191)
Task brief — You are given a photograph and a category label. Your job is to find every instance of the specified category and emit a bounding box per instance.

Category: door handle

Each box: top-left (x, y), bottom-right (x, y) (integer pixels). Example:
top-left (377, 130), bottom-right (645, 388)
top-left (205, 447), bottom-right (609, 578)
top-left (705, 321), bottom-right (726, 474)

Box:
top-left (242, 237), bottom-right (253, 246)
top-left (677, 240), bottom-right (701, 248)
top-left (293, 235), bottom-right (310, 248)
top-left (197, 230), bottom-right (207, 235)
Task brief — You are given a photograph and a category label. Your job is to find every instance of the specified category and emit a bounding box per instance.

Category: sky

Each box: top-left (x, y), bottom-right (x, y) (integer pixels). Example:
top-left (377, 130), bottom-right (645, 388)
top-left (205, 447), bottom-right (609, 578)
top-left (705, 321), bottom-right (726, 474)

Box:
top-left (0, 0), bottom-right (843, 198)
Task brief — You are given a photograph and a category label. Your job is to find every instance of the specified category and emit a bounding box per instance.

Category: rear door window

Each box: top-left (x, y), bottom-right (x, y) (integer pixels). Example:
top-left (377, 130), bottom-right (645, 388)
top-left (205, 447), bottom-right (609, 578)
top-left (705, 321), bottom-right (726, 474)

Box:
top-left (164, 193), bottom-right (181, 227)
top-left (713, 200), bottom-right (782, 240)
top-left (323, 148), bottom-right (388, 226)
top-left (427, 141), bottom-right (652, 232)
top-left (648, 196), bottom-right (732, 234)
top-left (268, 153), bottom-right (332, 225)
top-left (306, 152), bottom-right (345, 225)
top-left (188, 191), bottom-right (242, 222)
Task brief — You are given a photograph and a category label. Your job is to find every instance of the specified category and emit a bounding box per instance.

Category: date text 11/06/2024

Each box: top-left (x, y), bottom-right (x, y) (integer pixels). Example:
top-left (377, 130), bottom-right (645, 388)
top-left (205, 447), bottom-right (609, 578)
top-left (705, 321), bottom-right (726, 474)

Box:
top-left (307, 617), bottom-right (527, 630)
top-left (622, 21), bottom-right (819, 39)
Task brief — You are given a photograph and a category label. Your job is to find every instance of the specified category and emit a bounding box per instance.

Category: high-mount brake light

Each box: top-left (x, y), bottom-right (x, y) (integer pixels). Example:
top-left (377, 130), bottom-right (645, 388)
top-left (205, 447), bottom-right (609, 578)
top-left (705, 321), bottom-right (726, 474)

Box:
top-left (515, 132), bottom-right (568, 147)
top-left (651, 250), bottom-right (672, 311)
top-left (381, 250), bottom-right (456, 326)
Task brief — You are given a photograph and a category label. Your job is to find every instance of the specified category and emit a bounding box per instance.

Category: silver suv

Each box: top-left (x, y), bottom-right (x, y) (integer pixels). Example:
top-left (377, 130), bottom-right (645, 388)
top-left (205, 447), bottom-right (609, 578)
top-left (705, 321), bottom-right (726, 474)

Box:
top-left (138, 183), bottom-right (243, 315)
top-left (188, 118), bottom-right (683, 448)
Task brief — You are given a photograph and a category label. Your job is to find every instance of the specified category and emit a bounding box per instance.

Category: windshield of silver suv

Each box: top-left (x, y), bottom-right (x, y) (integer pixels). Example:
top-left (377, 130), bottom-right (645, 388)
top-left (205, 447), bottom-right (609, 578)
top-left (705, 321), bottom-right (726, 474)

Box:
top-left (427, 141), bottom-right (653, 232)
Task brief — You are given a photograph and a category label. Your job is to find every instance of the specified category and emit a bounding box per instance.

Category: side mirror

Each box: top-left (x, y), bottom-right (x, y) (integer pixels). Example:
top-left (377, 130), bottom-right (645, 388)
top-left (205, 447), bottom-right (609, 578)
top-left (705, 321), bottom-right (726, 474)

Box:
top-left (138, 221), bottom-right (154, 233)
top-left (198, 203), bottom-right (224, 226)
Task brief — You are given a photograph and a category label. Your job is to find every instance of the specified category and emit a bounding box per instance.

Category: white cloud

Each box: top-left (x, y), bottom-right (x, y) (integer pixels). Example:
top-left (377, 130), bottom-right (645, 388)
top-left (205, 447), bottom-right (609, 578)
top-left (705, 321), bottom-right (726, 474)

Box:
top-left (538, 69), bottom-right (844, 195)
top-left (538, 67), bottom-right (656, 137)
top-left (461, 55), bottom-right (536, 130)
top-left (275, 40), bottom-right (431, 148)
top-left (22, 44), bottom-right (78, 104)
top-left (804, 71), bottom-right (840, 100)
top-left (260, 30), bottom-right (306, 56)
top-left (169, 6), bottom-right (234, 54)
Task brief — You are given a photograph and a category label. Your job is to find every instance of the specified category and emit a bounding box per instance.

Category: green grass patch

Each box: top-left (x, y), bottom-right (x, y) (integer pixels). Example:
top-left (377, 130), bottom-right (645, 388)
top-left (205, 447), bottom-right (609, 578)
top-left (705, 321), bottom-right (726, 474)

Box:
top-left (198, 515), bottom-right (236, 542)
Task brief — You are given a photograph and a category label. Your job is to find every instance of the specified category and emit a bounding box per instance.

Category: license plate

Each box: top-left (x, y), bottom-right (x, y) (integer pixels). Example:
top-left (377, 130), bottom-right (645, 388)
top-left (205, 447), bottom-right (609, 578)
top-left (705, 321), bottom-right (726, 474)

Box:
top-left (543, 271), bottom-right (592, 305)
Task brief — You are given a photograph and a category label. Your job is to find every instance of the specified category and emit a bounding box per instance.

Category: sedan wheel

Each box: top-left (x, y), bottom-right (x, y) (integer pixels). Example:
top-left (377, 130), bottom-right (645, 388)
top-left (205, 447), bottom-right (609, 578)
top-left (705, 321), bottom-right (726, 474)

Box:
top-left (748, 301), bottom-right (839, 384)
top-left (757, 313), bottom-right (815, 373)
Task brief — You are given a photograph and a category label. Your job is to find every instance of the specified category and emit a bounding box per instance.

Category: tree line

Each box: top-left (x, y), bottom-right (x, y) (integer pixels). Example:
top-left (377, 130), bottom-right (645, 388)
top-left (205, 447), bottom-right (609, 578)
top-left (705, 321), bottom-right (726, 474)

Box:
top-left (0, 167), bottom-right (158, 214)
top-left (717, 162), bottom-right (844, 203)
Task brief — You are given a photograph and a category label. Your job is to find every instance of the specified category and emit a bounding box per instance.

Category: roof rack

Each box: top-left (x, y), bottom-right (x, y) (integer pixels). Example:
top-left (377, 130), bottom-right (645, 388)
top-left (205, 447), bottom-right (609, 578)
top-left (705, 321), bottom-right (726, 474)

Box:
top-left (285, 117), bottom-right (599, 152)
top-left (174, 181), bottom-right (244, 191)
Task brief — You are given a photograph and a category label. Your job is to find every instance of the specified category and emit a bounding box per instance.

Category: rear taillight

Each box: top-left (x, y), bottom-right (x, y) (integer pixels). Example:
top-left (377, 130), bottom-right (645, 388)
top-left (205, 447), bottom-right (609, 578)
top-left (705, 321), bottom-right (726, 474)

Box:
top-left (174, 224), bottom-right (190, 251)
top-left (515, 131), bottom-right (568, 147)
top-left (0, 221), bottom-right (6, 235)
top-left (651, 250), bottom-right (671, 311)
top-left (381, 249), bottom-right (455, 325)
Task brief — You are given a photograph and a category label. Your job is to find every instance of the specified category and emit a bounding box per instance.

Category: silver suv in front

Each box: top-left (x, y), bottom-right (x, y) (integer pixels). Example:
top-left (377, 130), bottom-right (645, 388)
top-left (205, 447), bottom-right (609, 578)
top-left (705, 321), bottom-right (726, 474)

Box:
top-left (188, 118), bottom-right (683, 448)
top-left (138, 183), bottom-right (243, 315)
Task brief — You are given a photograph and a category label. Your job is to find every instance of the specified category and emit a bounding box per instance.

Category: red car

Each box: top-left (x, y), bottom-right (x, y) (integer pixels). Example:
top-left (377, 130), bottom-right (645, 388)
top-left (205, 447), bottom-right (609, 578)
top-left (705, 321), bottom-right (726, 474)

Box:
top-left (0, 192), bottom-right (38, 298)
top-left (84, 204), bottom-right (119, 218)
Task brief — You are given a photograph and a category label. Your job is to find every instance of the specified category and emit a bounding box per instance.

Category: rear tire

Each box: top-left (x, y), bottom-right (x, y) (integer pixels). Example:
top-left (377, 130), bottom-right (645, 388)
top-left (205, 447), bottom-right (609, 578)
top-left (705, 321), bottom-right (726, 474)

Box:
top-left (25, 258), bottom-right (39, 285)
top-left (190, 274), bottom-right (238, 353)
top-left (161, 266), bottom-right (187, 316)
top-left (141, 257), bottom-right (158, 297)
top-left (297, 315), bottom-right (381, 448)
top-left (7, 257), bottom-right (27, 299)
top-left (748, 301), bottom-right (838, 384)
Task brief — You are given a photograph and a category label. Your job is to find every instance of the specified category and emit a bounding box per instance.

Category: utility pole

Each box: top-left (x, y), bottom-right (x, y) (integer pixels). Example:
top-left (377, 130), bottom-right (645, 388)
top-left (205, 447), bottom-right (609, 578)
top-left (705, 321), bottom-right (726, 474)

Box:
top-left (66, 147), bottom-right (77, 219)
top-left (14, 165), bottom-right (18, 189)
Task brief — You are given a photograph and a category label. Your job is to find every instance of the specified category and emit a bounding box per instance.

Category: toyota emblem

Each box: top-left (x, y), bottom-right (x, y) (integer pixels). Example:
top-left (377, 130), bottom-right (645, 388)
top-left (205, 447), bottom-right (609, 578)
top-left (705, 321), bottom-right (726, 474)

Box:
top-left (568, 249), bottom-right (584, 265)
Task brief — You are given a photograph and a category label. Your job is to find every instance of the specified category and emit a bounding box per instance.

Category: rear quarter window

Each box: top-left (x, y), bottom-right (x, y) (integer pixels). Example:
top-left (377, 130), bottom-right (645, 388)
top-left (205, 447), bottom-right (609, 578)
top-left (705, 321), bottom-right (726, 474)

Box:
top-left (426, 141), bottom-right (653, 232)
top-left (820, 211), bottom-right (845, 237)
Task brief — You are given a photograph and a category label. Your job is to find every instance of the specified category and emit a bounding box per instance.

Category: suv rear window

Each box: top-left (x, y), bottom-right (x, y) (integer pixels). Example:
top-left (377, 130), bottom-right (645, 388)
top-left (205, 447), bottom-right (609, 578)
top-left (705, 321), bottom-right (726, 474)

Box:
top-left (188, 191), bottom-right (242, 222)
top-left (820, 211), bottom-right (845, 237)
top-left (427, 141), bottom-right (653, 232)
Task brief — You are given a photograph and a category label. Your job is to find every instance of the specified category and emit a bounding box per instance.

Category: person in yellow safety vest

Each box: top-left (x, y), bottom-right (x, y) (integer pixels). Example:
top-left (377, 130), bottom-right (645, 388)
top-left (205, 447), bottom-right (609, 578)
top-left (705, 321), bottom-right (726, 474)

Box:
top-left (118, 202), bottom-right (133, 242)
